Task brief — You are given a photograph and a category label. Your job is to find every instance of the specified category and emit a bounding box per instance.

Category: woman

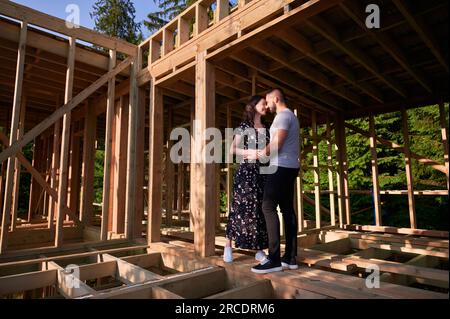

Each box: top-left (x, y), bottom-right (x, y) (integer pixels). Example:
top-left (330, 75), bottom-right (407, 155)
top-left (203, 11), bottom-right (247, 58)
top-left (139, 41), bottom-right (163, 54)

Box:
top-left (224, 95), bottom-right (270, 263)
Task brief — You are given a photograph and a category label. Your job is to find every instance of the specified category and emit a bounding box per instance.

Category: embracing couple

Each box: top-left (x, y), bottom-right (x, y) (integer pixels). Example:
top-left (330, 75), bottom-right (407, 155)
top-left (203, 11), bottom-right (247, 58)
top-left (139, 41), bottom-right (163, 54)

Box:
top-left (224, 88), bottom-right (300, 274)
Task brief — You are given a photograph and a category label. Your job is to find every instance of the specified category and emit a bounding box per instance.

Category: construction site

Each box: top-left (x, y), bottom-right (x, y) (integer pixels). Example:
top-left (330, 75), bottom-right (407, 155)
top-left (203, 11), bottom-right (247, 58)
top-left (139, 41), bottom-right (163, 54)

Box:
top-left (0, 0), bottom-right (449, 299)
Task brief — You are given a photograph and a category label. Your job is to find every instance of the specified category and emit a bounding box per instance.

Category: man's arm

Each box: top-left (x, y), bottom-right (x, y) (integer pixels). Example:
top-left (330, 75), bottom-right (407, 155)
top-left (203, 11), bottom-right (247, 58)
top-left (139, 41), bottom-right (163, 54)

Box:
top-left (260, 128), bottom-right (288, 156)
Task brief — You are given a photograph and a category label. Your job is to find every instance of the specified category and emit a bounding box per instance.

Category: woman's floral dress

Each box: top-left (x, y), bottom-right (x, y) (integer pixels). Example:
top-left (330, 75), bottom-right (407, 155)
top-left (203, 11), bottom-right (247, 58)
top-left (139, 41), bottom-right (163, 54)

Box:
top-left (225, 120), bottom-right (269, 250)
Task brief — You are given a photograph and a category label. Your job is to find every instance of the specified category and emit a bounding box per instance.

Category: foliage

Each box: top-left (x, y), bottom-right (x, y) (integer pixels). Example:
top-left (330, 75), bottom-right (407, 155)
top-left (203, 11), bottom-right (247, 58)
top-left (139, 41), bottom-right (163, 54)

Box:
top-left (90, 0), bottom-right (143, 44)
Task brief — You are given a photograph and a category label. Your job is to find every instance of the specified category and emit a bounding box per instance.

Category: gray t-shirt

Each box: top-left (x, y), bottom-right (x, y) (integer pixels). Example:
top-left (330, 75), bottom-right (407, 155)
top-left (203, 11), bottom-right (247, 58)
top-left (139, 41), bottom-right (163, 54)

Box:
top-left (269, 108), bottom-right (300, 168)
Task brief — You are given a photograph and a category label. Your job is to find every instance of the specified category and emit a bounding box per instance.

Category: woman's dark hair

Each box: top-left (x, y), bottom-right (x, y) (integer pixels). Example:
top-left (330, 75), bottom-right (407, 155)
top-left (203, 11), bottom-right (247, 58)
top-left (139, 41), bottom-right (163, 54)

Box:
top-left (242, 95), bottom-right (264, 126)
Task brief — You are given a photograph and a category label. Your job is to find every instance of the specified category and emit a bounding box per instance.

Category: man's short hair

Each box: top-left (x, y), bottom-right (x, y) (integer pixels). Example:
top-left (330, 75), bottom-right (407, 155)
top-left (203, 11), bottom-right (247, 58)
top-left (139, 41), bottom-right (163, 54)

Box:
top-left (268, 88), bottom-right (286, 104)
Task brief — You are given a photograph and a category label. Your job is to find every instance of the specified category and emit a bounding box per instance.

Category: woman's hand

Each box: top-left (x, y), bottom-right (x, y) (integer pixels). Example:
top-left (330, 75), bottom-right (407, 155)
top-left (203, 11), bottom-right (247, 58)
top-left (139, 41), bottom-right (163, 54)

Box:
top-left (244, 149), bottom-right (259, 161)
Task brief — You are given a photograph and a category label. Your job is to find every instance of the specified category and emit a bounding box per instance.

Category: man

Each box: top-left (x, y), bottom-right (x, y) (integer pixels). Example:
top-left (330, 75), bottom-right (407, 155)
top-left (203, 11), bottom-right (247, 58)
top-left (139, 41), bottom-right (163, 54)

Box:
top-left (251, 88), bottom-right (300, 274)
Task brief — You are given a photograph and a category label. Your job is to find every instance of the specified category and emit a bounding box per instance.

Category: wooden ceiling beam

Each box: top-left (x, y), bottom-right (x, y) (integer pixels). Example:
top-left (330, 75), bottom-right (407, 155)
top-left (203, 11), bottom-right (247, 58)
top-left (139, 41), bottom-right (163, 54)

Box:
top-left (277, 30), bottom-right (384, 104)
top-left (340, 0), bottom-right (433, 94)
top-left (231, 50), bottom-right (342, 111)
top-left (392, 0), bottom-right (449, 74)
top-left (306, 16), bottom-right (407, 98)
top-left (254, 40), bottom-right (362, 106)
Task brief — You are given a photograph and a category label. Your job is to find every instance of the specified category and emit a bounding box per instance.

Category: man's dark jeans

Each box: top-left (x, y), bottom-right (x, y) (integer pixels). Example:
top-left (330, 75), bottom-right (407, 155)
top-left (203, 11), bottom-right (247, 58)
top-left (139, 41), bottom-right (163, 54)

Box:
top-left (262, 166), bottom-right (299, 265)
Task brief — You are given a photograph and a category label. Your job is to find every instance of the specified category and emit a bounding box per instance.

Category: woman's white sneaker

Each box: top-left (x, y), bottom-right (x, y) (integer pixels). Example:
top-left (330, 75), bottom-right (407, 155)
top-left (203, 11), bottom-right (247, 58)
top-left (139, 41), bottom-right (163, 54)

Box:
top-left (223, 246), bottom-right (233, 263)
top-left (255, 250), bottom-right (267, 262)
top-left (281, 256), bottom-right (299, 270)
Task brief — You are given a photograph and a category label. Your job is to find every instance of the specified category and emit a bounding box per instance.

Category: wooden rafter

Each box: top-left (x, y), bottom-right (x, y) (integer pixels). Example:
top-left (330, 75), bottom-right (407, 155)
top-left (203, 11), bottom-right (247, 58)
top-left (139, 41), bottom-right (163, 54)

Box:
top-left (392, 0), bottom-right (449, 74)
top-left (306, 16), bottom-right (407, 98)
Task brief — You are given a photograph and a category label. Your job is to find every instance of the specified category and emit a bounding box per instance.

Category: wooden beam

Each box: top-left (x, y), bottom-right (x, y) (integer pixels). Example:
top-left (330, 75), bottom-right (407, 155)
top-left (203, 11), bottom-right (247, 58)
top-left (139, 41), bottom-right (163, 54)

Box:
top-left (278, 29), bottom-right (384, 103)
top-left (0, 57), bottom-right (132, 163)
top-left (100, 49), bottom-right (116, 241)
top-left (47, 98), bottom-right (61, 228)
top-left (312, 111), bottom-right (321, 229)
top-left (335, 115), bottom-right (350, 225)
top-left (0, 1), bottom-right (137, 56)
top-left (148, 80), bottom-right (164, 243)
top-left (0, 132), bottom-right (82, 227)
top-left (101, 253), bottom-right (162, 284)
top-left (439, 102), bottom-right (449, 190)
top-left (216, 0), bottom-right (230, 22)
top-left (254, 40), bottom-right (361, 106)
top-left (401, 108), bottom-right (416, 229)
top-left (195, 3), bottom-right (209, 36)
top-left (326, 116), bottom-right (336, 226)
top-left (0, 21), bottom-right (27, 254)
top-left (165, 108), bottom-right (174, 226)
top-left (307, 16), bottom-right (407, 98)
top-left (112, 96), bottom-right (128, 234)
top-left (80, 102), bottom-right (96, 226)
top-left (177, 16), bottom-right (190, 48)
top-left (163, 28), bottom-right (174, 56)
top-left (340, 0), bottom-right (433, 94)
top-left (125, 55), bottom-right (139, 239)
top-left (134, 88), bottom-right (146, 239)
top-left (231, 51), bottom-right (341, 111)
top-left (0, 269), bottom-right (57, 296)
top-left (46, 261), bottom-right (97, 298)
top-left (342, 224), bottom-right (449, 238)
top-left (392, 0), bottom-right (449, 73)
top-left (193, 50), bottom-right (216, 257)
top-left (295, 107), bottom-right (304, 232)
top-left (369, 115), bottom-right (382, 226)
top-left (11, 95), bottom-right (26, 230)
top-left (345, 122), bottom-right (447, 174)
top-left (55, 36), bottom-right (76, 247)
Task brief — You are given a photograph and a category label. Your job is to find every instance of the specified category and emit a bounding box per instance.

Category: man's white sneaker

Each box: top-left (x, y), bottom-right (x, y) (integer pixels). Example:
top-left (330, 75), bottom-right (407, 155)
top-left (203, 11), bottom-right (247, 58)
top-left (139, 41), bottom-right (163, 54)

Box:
top-left (223, 246), bottom-right (233, 263)
top-left (255, 250), bottom-right (267, 262)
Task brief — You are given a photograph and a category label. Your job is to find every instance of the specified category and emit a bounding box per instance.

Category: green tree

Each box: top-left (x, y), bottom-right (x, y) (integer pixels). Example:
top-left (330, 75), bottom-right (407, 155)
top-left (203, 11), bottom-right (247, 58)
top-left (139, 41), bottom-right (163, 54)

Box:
top-left (90, 0), bottom-right (143, 44)
top-left (144, 0), bottom-right (238, 34)
top-left (144, 0), bottom-right (197, 34)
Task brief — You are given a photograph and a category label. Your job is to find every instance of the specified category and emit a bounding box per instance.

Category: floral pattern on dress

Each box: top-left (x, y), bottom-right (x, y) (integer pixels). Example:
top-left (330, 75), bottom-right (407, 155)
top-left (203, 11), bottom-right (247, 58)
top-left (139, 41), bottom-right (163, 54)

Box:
top-left (225, 120), bottom-right (269, 250)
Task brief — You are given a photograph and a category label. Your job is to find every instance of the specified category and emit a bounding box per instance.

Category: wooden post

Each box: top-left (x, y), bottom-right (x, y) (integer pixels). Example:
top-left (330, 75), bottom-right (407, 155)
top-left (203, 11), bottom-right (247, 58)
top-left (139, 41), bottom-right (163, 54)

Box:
top-left (112, 96), bottom-right (128, 234)
top-left (177, 17), bottom-right (190, 48)
top-left (326, 115), bottom-right (336, 226)
top-left (369, 114), bottom-right (382, 226)
top-left (134, 87), bottom-right (146, 239)
top-left (195, 3), bottom-right (209, 36)
top-left (150, 38), bottom-right (161, 64)
top-left (28, 138), bottom-right (39, 222)
top-left (148, 79), bottom-right (164, 243)
top-left (0, 21), bottom-right (27, 253)
top-left (162, 28), bottom-right (174, 56)
top-left (226, 107), bottom-right (232, 217)
top-left (177, 163), bottom-right (184, 220)
top-left (401, 107), bottom-right (416, 229)
top-left (48, 97), bottom-right (62, 229)
top-left (125, 55), bottom-right (139, 239)
top-left (100, 49), bottom-right (116, 240)
top-left (193, 50), bottom-right (216, 257)
top-left (55, 36), bottom-right (76, 247)
top-left (336, 115), bottom-right (351, 224)
top-left (11, 95), bottom-right (27, 230)
top-left (165, 107), bottom-right (174, 226)
top-left (80, 101), bottom-right (96, 226)
top-left (439, 102), bottom-right (449, 191)
top-left (189, 103), bottom-right (195, 232)
top-left (295, 107), bottom-right (304, 232)
top-left (216, 0), bottom-right (230, 22)
top-left (68, 128), bottom-right (81, 219)
top-left (312, 111), bottom-right (321, 229)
